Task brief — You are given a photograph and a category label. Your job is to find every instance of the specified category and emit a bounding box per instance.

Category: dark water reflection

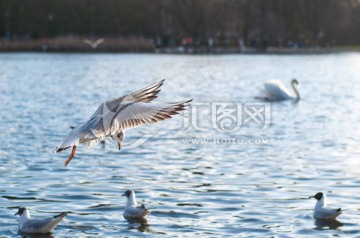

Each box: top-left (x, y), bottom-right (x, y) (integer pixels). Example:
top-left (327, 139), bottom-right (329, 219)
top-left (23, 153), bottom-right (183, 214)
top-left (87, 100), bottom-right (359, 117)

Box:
top-left (0, 53), bottom-right (360, 237)
top-left (314, 219), bottom-right (343, 230)
top-left (18, 232), bottom-right (55, 238)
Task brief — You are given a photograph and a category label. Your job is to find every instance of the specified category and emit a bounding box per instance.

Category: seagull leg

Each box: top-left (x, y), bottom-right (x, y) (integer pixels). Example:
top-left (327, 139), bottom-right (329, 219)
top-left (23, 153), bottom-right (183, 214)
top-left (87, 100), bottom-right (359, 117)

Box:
top-left (117, 131), bottom-right (124, 150)
top-left (64, 145), bottom-right (77, 167)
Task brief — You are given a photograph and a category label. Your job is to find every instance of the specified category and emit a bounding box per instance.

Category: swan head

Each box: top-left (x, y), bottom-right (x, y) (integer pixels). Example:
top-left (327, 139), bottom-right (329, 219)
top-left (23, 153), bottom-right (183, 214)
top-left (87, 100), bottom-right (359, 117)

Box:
top-left (291, 78), bottom-right (299, 86)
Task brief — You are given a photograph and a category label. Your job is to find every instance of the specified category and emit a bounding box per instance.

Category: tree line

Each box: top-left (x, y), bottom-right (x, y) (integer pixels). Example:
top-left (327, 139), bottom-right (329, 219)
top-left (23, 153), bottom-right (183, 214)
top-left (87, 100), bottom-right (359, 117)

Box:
top-left (1, 0), bottom-right (360, 49)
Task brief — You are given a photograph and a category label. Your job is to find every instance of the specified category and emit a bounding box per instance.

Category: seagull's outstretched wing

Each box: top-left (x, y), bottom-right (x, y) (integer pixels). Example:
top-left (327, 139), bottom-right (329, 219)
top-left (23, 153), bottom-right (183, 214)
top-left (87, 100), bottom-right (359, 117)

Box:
top-left (109, 100), bottom-right (192, 133)
top-left (90, 79), bottom-right (166, 118)
top-left (83, 39), bottom-right (93, 46)
top-left (94, 38), bottom-right (104, 47)
top-left (121, 79), bottom-right (165, 103)
top-left (86, 100), bottom-right (191, 138)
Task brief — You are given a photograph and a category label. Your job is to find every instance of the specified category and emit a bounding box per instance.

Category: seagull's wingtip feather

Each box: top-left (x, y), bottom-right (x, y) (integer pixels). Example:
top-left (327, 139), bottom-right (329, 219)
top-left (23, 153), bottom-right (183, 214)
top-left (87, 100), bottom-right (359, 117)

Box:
top-left (53, 212), bottom-right (68, 218)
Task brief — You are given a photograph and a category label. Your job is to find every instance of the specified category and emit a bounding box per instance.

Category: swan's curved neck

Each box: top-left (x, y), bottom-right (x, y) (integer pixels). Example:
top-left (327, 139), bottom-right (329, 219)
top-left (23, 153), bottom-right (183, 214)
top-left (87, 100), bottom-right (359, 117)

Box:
top-left (292, 83), bottom-right (300, 100)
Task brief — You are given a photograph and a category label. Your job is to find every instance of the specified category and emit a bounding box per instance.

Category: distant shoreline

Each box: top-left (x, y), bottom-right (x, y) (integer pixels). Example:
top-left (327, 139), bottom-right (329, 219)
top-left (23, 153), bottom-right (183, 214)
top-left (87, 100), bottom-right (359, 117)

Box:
top-left (0, 48), bottom-right (357, 55)
top-left (0, 37), bottom-right (359, 54)
top-left (154, 47), bottom-right (357, 55)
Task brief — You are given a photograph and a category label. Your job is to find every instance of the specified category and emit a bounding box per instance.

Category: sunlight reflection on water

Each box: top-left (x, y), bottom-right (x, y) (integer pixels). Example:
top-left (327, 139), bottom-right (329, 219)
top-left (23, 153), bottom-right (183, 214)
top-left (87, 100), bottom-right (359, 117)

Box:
top-left (0, 53), bottom-right (360, 237)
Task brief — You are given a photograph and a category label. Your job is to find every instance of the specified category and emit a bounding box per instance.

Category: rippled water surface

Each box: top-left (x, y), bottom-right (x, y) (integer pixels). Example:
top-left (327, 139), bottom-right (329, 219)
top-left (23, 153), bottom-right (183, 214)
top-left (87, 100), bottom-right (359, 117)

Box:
top-left (0, 53), bottom-right (360, 237)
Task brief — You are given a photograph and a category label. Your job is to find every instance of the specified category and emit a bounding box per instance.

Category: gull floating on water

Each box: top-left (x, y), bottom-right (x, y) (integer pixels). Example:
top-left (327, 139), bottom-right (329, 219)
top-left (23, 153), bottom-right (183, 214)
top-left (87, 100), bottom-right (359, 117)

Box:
top-left (258, 79), bottom-right (300, 101)
top-left (15, 207), bottom-right (67, 234)
top-left (83, 38), bottom-right (105, 49)
top-left (309, 192), bottom-right (342, 219)
top-left (56, 79), bottom-right (192, 167)
top-left (122, 190), bottom-right (151, 219)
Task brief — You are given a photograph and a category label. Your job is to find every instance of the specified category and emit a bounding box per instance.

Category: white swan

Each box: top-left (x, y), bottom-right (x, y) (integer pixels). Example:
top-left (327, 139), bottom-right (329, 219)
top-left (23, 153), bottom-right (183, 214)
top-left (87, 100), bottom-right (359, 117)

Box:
top-left (15, 207), bottom-right (67, 233)
top-left (309, 192), bottom-right (342, 219)
top-left (122, 190), bottom-right (151, 219)
top-left (261, 79), bottom-right (300, 101)
top-left (55, 80), bottom-right (192, 167)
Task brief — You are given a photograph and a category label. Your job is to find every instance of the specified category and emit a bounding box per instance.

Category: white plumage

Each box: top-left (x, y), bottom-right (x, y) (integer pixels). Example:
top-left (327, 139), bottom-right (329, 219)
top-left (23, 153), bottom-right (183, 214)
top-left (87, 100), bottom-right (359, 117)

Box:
top-left (262, 79), bottom-right (300, 101)
top-left (15, 207), bottom-right (67, 234)
top-left (55, 79), bottom-right (192, 167)
top-left (310, 192), bottom-right (342, 219)
top-left (122, 190), bottom-right (151, 219)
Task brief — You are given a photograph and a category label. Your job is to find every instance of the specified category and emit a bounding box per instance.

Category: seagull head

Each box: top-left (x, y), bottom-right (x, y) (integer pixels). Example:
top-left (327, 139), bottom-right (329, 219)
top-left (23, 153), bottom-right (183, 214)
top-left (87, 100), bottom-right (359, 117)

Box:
top-left (14, 207), bottom-right (27, 216)
top-left (122, 190), bottom-right (133, 199)
top-left (309, 192), bottom-right (324, 201)
top-left (122, 190), bottom-right (139, 206)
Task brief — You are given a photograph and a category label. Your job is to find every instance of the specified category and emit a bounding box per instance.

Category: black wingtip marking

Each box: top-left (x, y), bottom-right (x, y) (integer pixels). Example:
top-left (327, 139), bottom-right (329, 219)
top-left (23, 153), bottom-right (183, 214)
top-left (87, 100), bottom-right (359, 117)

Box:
top-left (139, 204), bottom-right (150, 210)
top-left (53, 212), bottom-right (68, 218)
top-left (337, 208), bottom-right (342, 213)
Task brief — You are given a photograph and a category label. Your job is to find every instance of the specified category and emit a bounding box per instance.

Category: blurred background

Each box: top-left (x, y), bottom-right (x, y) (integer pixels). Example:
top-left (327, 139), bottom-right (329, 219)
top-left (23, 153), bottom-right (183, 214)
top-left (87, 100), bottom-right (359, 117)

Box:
top-left (1, 0), bottom-right (360, 53)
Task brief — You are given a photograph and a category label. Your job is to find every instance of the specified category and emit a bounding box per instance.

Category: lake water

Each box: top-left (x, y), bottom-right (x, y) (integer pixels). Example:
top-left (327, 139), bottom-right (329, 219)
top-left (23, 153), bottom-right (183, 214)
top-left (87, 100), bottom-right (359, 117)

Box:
top-left (0, 53), bottom-right (360, 237)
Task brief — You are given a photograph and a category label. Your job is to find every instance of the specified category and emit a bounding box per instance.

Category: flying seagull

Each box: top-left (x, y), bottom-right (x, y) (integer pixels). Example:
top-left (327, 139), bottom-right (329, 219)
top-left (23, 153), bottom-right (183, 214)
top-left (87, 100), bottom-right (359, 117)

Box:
top-left (15, 207), bottom-right (67, 234)
top-left (309, 192), bottom-right (342, 219)
top-left (55, 79), bottom-right (192, 167)
top-left (122, 190), bottom-right (151, 219)
top-left (83, 38), bottom-right (105, 49)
